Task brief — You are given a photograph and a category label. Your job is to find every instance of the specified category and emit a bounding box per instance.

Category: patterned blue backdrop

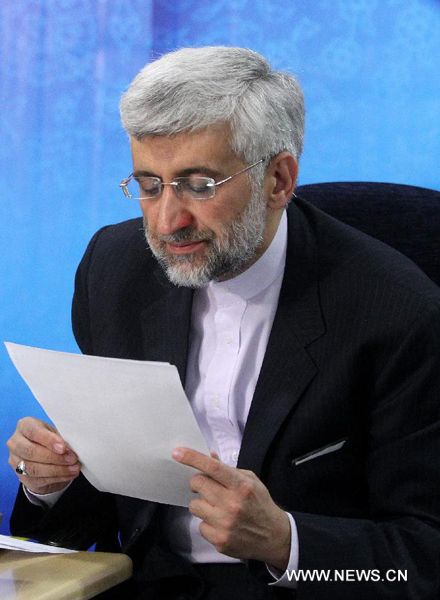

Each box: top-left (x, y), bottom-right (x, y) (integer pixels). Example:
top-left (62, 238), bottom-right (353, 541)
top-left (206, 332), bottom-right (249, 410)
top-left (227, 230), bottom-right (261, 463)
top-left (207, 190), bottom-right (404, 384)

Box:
top-left (1, 0), bottom-right (439, 533)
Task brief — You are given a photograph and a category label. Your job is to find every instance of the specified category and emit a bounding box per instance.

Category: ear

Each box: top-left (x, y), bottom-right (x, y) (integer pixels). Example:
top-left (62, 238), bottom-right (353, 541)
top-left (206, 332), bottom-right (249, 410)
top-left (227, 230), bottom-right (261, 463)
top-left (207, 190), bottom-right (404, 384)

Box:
top-left (265, 152), bottom-right (298, 210)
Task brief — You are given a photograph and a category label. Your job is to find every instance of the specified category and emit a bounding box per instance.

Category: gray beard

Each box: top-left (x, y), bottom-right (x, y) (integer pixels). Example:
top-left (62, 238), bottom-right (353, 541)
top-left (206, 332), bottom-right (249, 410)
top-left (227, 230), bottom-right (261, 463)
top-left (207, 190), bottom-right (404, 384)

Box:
top-left (143, 189), bottom-right (267, 288)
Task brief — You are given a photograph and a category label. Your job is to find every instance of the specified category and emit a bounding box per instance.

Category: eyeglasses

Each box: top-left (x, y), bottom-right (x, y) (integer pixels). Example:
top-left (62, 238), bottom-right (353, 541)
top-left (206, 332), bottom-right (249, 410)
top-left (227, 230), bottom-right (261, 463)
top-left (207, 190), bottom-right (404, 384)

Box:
top-left (119, 158), bottom-right (265, 201)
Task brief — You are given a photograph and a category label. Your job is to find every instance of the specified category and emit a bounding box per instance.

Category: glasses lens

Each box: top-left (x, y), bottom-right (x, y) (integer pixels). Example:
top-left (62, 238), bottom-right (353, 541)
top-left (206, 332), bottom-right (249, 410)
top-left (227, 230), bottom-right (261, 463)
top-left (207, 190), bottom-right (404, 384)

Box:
top-left (121, 175), bottom-right (216, 200)
top-left (129, 176), bottom-right (162, 199)
top-left (176, 176), bottom-right (215, 200)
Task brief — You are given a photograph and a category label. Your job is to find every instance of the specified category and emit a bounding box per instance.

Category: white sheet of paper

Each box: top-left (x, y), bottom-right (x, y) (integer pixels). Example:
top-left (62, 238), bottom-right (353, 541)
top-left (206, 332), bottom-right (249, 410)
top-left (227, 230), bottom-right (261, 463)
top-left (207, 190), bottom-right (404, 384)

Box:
top-left (5, 342), bottom-right (209, 507)
top-left (0, 534), bottom-right (77, 554)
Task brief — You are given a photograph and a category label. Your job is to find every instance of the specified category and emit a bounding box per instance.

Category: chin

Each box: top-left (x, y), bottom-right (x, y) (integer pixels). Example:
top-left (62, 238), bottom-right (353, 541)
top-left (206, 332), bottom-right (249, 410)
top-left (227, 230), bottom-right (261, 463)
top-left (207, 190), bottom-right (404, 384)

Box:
top-left (165, 267), bottom-right (211, 288)
top-left (159, 255), bottom-right (210, 288)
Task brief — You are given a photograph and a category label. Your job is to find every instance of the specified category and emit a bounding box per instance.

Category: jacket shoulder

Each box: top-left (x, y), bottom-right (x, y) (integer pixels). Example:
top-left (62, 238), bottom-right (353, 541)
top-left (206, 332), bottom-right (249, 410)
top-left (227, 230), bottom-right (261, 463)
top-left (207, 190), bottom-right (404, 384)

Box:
top-left (86, 217), bottom-right (147, 256)
top-left (289, 197), bottom-right (440, 305)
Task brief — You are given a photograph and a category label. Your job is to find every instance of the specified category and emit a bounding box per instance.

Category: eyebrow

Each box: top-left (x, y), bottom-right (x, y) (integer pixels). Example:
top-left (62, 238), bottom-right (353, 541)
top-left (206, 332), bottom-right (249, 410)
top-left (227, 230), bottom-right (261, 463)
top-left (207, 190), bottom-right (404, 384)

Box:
top-left (132, 166), bottom-right (224, 180)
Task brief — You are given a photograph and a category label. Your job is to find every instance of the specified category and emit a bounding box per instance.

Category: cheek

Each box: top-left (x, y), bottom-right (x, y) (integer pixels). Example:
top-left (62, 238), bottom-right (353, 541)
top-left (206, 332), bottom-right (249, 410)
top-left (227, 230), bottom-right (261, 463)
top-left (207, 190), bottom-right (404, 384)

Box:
top-left (200, 210), bottom-right (230, 237)
top-left (208, 189), bottom-right (250, 224)
top-left (139, 200), bottom-right (156, 228)
top-left (210, 201), bottom-right (246, 229)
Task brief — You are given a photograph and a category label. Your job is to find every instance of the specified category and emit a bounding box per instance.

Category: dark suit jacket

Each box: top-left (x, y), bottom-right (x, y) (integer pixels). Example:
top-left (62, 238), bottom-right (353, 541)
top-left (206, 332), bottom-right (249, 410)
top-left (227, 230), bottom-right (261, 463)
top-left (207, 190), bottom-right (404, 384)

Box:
top-left (11, 197), bottom-right (440, 599)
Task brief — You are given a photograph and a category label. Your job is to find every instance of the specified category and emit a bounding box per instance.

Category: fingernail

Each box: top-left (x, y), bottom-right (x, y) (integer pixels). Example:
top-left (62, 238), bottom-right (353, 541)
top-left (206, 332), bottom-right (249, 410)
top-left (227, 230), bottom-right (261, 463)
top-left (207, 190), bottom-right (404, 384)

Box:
top-left (172, 449), bottom-right (183, 461)
top-left (64, 453), bottom-right (76, 464)
top-left (69, 465), bottom-right (80, 473)
top-left (53, 443), bottom-right (65, 454)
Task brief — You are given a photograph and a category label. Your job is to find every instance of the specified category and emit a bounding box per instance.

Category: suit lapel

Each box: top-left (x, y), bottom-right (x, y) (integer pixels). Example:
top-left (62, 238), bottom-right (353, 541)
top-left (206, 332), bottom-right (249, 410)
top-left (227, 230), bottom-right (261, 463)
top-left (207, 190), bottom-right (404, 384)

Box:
top-left (238, 201), bottom-right (326, 476)
top-left (140, 270), bottom-right (193, 385)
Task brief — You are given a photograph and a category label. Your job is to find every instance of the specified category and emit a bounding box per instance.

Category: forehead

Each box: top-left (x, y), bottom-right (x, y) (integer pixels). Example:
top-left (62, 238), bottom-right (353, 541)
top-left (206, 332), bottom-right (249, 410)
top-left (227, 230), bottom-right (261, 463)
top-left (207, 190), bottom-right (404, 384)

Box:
top-left (130, 124), bottom-right (240, 171)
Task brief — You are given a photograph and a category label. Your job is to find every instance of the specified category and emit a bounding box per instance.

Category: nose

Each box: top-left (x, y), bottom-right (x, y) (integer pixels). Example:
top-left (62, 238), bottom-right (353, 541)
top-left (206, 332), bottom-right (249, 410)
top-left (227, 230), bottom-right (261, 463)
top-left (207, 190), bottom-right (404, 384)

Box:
top-left (153, 186), bottom-right (194, 236)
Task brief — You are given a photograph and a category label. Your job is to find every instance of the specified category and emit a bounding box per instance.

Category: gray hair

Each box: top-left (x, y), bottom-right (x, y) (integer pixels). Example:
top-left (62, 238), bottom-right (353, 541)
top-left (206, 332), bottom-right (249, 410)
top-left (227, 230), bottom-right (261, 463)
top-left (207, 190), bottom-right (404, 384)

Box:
top-left (120, 46), bottom-right (305, 179)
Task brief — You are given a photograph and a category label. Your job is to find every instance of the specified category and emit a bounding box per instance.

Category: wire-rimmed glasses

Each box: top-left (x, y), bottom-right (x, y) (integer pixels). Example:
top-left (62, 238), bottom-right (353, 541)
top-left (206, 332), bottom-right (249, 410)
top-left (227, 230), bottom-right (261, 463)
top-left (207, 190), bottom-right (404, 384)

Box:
top-left (119, 158), bottom-right (265, 201)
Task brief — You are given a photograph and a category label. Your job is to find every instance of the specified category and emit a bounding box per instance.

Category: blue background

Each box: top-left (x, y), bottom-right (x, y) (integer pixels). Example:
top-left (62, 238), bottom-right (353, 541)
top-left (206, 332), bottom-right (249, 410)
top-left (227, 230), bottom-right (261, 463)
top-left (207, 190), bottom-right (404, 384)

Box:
top-left (1, 0), bottom-right (439, 533)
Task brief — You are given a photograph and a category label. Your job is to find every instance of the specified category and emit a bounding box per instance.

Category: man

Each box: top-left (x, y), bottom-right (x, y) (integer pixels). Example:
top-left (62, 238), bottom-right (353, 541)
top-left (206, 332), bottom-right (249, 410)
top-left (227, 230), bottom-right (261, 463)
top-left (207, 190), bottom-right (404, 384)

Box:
top-left (7, 47), bottom-right (440, 599)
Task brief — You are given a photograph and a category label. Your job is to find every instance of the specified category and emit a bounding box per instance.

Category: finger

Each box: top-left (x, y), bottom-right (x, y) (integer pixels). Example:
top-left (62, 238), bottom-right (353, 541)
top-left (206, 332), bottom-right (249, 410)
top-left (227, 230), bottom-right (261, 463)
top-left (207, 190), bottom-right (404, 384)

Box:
top-left (188, 497), bottom-right (217, 522)
top-left (17, 417), bottom-right (69, 455)
top-left (210, 451), bottom-right (220, 460)
top-left (9, 453), bottom-right (81, 480)
top-left (8, 431), bottom-right (78, 466)
top-left (198, 521), bottom-right (231, 555)
top-left (173, 447), bottom-right (239, 488)
top-left (40, 421), bottom-right (76, 451)
top-left (190, 473), bottom-right (225, 505)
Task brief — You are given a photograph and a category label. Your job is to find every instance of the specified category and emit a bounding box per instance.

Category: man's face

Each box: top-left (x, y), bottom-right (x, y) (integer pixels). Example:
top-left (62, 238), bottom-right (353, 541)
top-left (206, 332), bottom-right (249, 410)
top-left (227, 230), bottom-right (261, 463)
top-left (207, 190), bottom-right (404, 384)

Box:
top-left (130, 125), bottom-right (272, 288)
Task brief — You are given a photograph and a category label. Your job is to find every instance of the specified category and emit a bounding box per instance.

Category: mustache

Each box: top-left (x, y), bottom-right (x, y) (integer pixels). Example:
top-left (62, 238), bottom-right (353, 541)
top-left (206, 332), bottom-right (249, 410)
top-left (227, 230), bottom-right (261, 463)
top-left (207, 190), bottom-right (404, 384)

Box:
top-left (149, 226), bottom-right (215, 244)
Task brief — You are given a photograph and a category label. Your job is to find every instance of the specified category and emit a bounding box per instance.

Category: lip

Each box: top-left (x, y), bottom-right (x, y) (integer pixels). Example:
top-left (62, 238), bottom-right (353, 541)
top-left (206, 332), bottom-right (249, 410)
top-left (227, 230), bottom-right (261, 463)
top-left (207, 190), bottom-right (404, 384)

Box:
top-left (166, 241), bottom-right (206, 255)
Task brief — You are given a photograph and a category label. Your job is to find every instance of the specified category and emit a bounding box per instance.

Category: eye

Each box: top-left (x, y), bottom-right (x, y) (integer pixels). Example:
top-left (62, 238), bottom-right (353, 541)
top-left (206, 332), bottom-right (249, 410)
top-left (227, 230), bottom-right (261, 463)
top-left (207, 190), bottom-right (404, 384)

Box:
top-left (135, 176), bottom-right (161, 195)
top-left (185, 176), bottom-right (215, 194)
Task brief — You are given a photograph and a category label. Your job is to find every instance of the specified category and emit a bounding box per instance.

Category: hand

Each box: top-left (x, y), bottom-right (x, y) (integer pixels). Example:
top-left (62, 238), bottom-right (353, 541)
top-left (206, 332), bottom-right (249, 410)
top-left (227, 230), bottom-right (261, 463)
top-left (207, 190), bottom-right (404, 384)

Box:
top-left (173, 447), bottom-right (291, 571)
top-left (7, 417), bottom-right (81, 495)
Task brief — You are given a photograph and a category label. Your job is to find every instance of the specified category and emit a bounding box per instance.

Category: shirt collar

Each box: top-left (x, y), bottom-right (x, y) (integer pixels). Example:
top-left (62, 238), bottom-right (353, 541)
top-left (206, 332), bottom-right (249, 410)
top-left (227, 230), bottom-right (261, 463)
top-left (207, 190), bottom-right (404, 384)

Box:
top-left (206, 210), bottom-right (287, 304)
